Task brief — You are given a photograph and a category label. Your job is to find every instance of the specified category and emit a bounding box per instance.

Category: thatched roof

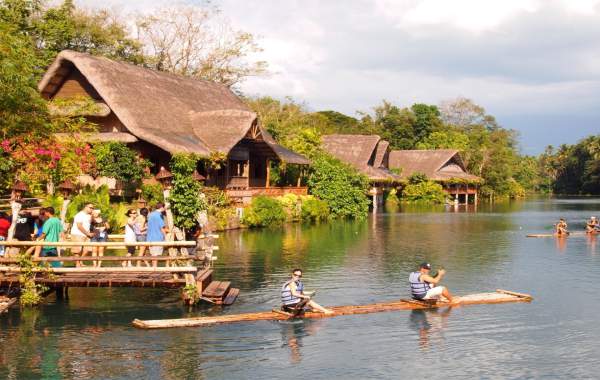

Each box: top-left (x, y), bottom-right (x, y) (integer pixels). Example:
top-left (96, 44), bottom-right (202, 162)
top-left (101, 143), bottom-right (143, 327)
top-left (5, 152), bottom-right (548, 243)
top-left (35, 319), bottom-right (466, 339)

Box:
top-left (322, 134), bottom-right (400, 182)
top-left (388, 149), bottom-right (482, 182)
top-left (39, 50), bottom-right (308, 164)
top-left (54, 132), bottom-right (138, 143)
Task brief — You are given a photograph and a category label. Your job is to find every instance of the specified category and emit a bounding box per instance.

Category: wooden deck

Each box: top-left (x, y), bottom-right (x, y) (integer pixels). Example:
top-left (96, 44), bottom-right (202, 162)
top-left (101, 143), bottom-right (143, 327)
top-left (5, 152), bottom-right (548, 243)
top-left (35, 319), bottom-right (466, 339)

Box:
top-left (0, 239), bottom-right (238, 306)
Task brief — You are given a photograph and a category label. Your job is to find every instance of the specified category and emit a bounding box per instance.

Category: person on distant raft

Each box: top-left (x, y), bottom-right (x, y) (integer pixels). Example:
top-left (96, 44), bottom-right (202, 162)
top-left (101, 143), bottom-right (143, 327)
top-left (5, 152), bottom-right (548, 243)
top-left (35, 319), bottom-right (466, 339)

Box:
top-left (555, 218), bottom-right (569, 236)
top-left (586, 216), bottom-right (599, 233)
top-left (281, 269), bottom-right (333, 315)
top-left (409, 262), bottom-right (456, 303)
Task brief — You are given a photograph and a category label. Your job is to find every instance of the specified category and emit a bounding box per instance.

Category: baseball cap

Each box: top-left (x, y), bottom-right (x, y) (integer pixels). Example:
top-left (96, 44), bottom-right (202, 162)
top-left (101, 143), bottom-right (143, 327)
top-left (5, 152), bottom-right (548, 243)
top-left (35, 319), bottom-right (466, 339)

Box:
top-left (420, 262), bottom-right (432, 270)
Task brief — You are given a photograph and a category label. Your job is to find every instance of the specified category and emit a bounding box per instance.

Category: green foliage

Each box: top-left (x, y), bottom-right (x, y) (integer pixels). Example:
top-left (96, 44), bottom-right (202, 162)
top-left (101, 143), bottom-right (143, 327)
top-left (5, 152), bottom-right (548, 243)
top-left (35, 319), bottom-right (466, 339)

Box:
top-left (242, 196), bottom-right (286, 227)
top-left (408, 172), bottom-right (428, 184)
top-left (416, 130), bottom-right (469, 151)
top-left (402, 181), bottom-right (446, 203)
top-left (300, 196), bottom-right (330, 222)
top-left (277, 193), bottom-right (302, 221)
top-left (307, 154), bottom-right (370, 219)
top-left (17, 252), bottom-right (49, 307)
top-left (212, 207), bottom-right (237, 231)
top-left (538, 135), bottom-right (600, 195)
top-left (140, 183), bottom-right (164, 208)
top-left (169, 153), bottom-right (206, 230)
top-left (67, 185), bottom-right (127, 232)
top-left (92, 142), bottom-right (150, 182)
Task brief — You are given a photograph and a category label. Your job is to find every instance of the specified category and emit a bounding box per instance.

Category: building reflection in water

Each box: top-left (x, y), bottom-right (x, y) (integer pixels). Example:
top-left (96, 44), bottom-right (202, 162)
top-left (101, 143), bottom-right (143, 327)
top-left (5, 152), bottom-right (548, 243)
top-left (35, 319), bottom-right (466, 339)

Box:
top-left (409, 307), bottom-right (453, 351)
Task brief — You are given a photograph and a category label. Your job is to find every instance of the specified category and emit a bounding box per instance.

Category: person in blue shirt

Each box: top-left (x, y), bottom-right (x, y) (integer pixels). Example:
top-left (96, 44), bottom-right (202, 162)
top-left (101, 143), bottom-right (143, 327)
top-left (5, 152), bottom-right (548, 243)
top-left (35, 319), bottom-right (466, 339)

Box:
top-left (146, 202), bottom-right (169, 267)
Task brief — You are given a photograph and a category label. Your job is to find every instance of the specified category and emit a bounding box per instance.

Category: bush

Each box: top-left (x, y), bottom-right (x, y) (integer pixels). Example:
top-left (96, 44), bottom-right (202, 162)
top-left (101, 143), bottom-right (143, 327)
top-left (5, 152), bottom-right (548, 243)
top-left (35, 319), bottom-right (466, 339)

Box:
top-left (401, 181), bottom-right (447, 203)
top-left (242, 196), bottom-right (286, 227)
top-left (92, 142), bottom-right (150, 182)
top-left (169, 153), bottom-right (206, 230)
top-left (307, 153), bottom-right (370, 219)
top-left (300, 196), bottom-right (330, 222)
top-left (277, 193), bottom-right (301, 221)
top-left (140, 183), bottom-right (164, 208)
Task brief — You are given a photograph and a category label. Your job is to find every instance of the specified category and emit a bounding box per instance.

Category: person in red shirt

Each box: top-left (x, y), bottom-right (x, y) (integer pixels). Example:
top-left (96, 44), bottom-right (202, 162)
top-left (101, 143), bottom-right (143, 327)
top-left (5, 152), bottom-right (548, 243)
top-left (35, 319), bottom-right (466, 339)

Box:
top-left (0, 212), bottom-right (11, 238)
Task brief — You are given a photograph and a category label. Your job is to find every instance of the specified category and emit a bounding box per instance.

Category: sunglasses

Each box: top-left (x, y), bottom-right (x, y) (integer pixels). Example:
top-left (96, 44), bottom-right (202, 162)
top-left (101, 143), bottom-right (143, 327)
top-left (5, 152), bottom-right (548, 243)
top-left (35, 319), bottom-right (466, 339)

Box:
top-left (293, 273), bottom-right (302, 277)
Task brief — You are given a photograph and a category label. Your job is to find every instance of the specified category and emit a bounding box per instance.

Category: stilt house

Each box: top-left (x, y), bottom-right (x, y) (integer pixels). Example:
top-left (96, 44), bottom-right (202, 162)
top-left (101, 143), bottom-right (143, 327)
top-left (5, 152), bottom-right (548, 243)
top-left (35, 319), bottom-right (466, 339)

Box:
top-left (38, 50), bottom-right (309, 203)
top-left (388, 149), bottom-right (482, 204)
top-left (321, 134), bottom-right (401, 208)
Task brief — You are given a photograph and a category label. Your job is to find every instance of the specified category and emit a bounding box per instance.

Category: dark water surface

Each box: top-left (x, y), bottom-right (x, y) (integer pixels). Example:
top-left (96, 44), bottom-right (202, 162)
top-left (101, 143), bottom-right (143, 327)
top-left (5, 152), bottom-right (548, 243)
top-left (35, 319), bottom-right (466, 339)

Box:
top-left (2, 198), bottom-right (600, 379)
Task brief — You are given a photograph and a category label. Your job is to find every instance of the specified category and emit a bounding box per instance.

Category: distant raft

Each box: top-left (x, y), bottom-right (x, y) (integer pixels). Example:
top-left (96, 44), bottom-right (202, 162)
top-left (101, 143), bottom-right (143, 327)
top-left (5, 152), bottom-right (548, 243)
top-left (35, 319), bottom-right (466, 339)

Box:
top-left (132, 289), bottom-right (532, 329)
top-left (526, 231), bottom-right (596, 238)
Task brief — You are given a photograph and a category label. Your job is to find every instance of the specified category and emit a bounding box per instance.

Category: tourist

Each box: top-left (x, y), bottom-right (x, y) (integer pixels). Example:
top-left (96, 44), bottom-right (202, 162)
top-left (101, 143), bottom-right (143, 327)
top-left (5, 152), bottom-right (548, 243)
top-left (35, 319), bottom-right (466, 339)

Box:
top-left (37, 207), bottom-right (64, 267)
top-left (70, 203), bottom-right (94, 266)
top-left (146, 203), bottom-right (169, 267)
top-left (135, 207), bottom-right (149, 266)
top-left (90, 209), bottom-right (109, 267)
top-left (586, 216), bottom-right (599, 233)
top-left (0, 212), bottom-right (10, 257)
top-left (409, 262), bottom-right (456, 303)
top-left (281, 269), bottom-right (333, 315)
top-left (14, 209), bottom-right (36, 256)
top-left (123, 209), bottom-right (138, 267)
top-left (555, 218), bottom-right (569, 236)
top-left (34, 208), bottom-right (47, 239)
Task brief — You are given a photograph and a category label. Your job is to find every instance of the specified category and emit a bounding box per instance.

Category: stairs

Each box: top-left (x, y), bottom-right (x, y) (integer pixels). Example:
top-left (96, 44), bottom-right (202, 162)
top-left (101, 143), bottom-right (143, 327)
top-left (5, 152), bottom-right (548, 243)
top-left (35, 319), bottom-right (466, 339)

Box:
top-left (196, 269), bottom-right (239, 305)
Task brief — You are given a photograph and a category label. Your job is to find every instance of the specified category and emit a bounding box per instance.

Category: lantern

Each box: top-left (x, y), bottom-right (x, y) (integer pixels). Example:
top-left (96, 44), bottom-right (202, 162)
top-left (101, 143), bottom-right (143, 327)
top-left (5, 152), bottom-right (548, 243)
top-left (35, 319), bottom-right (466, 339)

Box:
top-left (58, 179), bottom-right (75, 198)
top-left (155, 166), bottom-right (173, 190)
top-left (11, 180), bottom-right (28, 201)
top-left (192, 169), bottom-right (206, 182)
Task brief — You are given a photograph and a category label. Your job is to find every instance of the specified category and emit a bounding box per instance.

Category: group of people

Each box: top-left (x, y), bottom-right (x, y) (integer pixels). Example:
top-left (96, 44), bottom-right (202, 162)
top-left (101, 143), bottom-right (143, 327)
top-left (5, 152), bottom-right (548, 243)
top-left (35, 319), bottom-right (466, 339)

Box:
top-left (0, 201), bottom-right (173, 267)
top-left (554, 216), bottom-right (600, 236)
top-left (279, 262), bottom-right (457, 316)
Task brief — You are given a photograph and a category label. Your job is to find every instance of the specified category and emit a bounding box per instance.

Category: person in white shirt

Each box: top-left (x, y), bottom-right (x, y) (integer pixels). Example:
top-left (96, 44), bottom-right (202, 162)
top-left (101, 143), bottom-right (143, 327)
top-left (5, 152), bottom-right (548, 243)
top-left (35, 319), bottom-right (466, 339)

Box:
top-left (70, 203), bottom-right (94, 266)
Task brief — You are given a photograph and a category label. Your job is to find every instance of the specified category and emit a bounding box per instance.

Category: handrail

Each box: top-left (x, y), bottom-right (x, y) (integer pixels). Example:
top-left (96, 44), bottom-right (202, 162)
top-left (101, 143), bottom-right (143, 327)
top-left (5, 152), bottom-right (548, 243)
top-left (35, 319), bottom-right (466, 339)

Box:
top-left (0, 241), bottom-right (197, 247)
top-left (0, 255), bottom-right (206, 263)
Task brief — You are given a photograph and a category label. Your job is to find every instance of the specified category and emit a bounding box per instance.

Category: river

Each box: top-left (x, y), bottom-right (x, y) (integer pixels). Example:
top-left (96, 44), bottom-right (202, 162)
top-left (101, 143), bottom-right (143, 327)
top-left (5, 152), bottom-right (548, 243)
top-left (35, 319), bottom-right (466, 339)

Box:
top-left (1, 198), bottom-right (600, 379)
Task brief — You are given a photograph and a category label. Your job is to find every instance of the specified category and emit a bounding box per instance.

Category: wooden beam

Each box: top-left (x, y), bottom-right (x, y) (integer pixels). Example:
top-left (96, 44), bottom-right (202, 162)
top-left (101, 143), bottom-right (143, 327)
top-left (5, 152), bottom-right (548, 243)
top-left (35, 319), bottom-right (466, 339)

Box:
top-left (265, 159), bottom-right (270, 188)
top-left (0, 255), bottom-right (207, 263)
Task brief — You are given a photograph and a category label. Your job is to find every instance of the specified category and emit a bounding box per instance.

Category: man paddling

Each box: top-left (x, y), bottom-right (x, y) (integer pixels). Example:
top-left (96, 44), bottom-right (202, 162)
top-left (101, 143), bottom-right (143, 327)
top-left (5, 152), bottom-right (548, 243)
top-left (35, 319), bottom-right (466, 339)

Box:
top-left (586, 216), bottom-right (599, 233)
top-left (281, 269), bottom-right (333, 315)
top-left (555, 218), bottom-right (569, 236)
top-left (409, 262), bottom-right (455, 303)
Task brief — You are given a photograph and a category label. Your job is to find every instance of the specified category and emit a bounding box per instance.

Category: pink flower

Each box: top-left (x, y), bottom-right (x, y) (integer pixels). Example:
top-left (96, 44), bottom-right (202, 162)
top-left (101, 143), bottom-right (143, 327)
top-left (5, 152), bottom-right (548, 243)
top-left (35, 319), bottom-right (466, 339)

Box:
top-left (1, 140), bottom-right (10, 152)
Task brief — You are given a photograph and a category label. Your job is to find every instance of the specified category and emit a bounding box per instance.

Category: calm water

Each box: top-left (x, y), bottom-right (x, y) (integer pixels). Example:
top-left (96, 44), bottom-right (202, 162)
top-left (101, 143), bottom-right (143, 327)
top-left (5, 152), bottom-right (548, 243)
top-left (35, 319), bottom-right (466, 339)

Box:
top-left (2, 198), bottom-right (600, 379)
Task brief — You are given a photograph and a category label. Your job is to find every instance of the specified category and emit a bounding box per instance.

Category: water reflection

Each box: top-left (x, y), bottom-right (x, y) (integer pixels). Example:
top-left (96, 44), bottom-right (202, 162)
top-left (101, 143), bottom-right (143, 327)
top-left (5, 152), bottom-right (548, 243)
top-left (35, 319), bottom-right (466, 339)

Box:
top-left (555, 236), bottom-right (568, 253)
top-left (409, 307), bottom-right (453, 351)
top-left (279, 320), bottom-right (323, 364)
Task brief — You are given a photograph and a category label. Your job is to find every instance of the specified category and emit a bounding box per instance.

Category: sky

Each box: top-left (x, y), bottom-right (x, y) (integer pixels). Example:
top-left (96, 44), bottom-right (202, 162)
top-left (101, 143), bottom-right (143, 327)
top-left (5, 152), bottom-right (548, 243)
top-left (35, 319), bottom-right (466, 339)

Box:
top-left (77, 0), bottom-right (600, 154)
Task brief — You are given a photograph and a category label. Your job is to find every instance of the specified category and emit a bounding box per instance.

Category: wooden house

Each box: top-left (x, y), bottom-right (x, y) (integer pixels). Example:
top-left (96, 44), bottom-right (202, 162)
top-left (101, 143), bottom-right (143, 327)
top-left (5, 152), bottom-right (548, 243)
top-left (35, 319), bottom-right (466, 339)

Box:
top-left (321, 134), bottom-right (401, 208)
top-left (38, 51), bottom-right (309, 203)
top-left (388, 149), bottom-right (482, 204)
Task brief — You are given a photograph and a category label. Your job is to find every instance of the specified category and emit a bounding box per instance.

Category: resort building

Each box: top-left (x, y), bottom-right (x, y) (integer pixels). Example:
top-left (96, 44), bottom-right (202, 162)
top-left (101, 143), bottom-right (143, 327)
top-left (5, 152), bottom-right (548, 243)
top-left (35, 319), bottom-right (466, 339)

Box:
top-left (38, 50), bottom-right (309, 203)
top-left (321, 134), bottom-right (401, 208)
top-left (388, 149), bottom-right (482, 204)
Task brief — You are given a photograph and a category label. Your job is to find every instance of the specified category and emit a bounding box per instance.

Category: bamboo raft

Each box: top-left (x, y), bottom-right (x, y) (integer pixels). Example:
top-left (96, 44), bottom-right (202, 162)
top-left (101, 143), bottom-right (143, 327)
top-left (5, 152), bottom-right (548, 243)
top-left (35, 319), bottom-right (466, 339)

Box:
top-left (526, 232), bottom-right (596, 238)
top-left (132, 289), bottom-right (532, 329)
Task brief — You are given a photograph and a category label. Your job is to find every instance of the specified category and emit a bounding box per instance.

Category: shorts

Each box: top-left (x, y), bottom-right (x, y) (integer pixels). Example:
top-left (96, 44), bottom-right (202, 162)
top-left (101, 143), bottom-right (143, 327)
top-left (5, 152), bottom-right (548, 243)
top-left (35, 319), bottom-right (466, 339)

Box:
top-left (423, 286), bottom-right (446, 300)
top-left (70, 235), bottom-right (89, 253)
top-left (41, 248), bottom-right (62, 268)
top-left (136, 234), bottom-right (146, 242)
top-left (91, 235), bottom-right (108, 242)
top-left (149, 246), bottom-right (163, 257)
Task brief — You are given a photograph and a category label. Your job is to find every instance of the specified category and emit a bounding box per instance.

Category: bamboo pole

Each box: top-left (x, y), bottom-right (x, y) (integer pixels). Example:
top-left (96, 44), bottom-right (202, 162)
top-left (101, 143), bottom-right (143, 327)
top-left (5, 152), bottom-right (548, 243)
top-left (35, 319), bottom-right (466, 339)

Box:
top-left (0, 241), bottom-right (197, 247)
top-left (0, 266), bottom-right (198, 273)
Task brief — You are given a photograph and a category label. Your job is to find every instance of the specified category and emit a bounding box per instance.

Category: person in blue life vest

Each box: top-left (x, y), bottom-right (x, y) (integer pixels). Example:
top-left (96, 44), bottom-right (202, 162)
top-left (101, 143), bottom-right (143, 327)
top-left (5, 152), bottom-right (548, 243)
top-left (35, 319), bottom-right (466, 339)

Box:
top-left (281, 269), bottom-right (333, 314)
top-left (409, 262), bottom-right (456, 303)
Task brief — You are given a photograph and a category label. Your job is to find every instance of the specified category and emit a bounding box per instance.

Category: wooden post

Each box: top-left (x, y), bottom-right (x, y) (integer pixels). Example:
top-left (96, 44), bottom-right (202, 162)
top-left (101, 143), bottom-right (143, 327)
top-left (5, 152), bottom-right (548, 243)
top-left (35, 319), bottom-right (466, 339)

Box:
top-left (6, 200), bottom-right (21, 241)
top-left (265, 159), bottom-right (270, 188)
top-left (296, 166), bottom-right (302, 187)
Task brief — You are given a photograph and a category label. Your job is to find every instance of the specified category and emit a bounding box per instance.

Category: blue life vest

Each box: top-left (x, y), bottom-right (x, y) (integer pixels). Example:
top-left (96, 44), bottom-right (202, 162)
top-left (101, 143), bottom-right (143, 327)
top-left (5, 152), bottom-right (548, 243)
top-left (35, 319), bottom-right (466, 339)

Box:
top-left (281, 279), bottom-right (304, 305)
top-left (409, 271), bottom-right (431, 299)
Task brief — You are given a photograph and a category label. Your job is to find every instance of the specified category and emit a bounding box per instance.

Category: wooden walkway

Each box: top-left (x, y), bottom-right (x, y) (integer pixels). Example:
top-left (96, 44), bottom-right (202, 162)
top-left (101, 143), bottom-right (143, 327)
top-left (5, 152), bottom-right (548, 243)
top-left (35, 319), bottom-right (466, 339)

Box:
top-left (0, 239), bottom-right (239, 306)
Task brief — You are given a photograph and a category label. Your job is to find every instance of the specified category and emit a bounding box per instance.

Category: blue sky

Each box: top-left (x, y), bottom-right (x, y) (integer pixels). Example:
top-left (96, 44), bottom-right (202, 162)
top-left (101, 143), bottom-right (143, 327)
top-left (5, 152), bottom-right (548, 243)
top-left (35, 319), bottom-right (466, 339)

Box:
top-left (78, 0), bottom-right (600, 154)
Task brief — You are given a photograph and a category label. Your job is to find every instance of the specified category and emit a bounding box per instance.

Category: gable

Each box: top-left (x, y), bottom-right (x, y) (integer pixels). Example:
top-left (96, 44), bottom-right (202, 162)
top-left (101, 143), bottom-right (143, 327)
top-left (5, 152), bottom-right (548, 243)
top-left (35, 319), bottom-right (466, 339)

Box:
top-left (43, 63), bottom-right (102, 101)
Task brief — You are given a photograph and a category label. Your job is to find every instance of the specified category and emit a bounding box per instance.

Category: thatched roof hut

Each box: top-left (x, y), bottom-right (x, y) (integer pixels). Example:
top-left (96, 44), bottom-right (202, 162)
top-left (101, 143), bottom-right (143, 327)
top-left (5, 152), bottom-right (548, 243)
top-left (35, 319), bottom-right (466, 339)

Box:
top-left (38, 50), bottom-right (308, 165)
top-left (321, 134), bottom-right (400, 182)
top-left (388, 149), bottom-right (481, 182)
